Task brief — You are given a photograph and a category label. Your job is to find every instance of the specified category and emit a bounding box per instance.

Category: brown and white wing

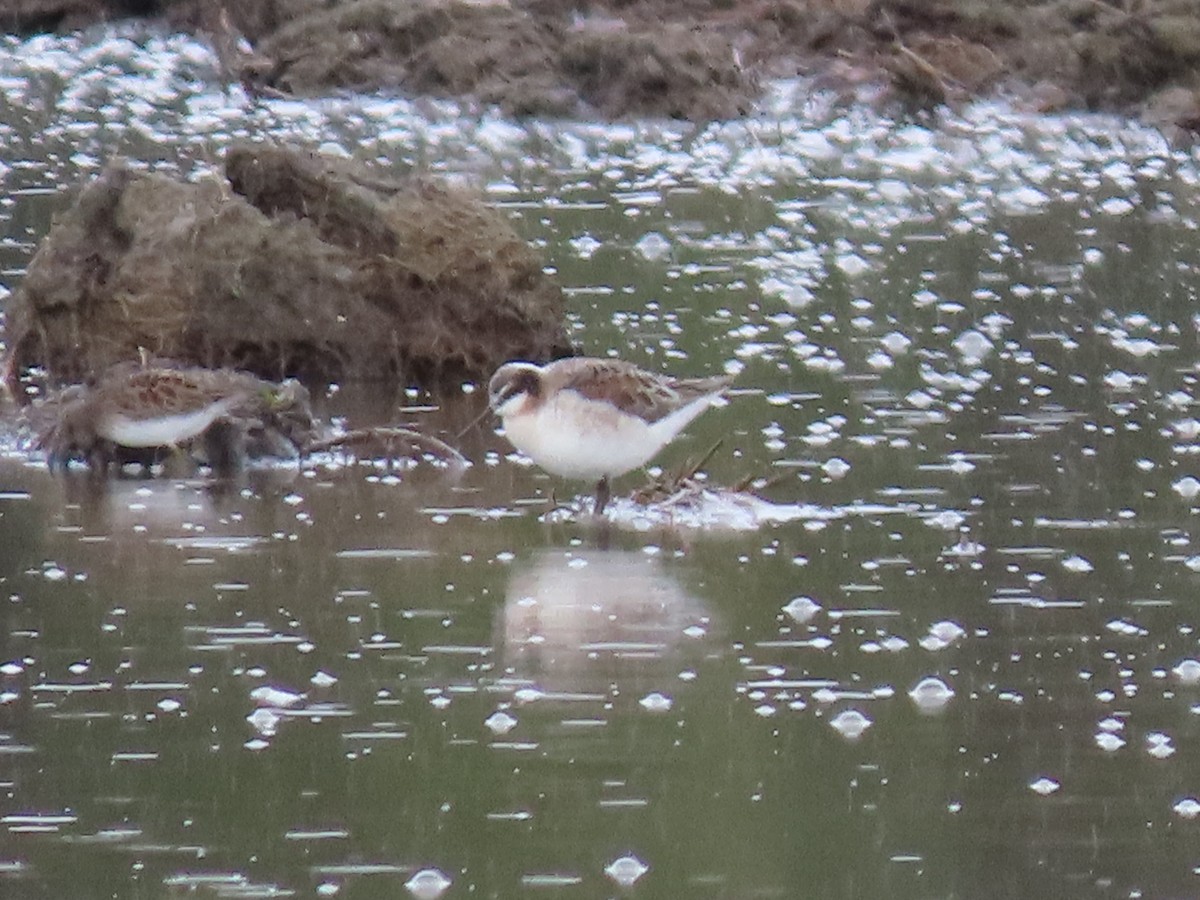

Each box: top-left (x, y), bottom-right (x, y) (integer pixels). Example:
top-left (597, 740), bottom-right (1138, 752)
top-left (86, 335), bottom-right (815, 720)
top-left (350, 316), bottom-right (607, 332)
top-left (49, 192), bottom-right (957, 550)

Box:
top-left (109, 368), bottom-right (262, 419)
top-left (668, 373), bottom-right (734, 406)
top-left (550, 358), bottom-right (723, 423)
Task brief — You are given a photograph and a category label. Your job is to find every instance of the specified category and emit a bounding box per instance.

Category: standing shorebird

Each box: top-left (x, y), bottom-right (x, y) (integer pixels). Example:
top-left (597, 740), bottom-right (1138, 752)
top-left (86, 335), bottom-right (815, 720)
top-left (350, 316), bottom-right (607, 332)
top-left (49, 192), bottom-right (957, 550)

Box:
top-left (488, 357), bottom-right (733, 515)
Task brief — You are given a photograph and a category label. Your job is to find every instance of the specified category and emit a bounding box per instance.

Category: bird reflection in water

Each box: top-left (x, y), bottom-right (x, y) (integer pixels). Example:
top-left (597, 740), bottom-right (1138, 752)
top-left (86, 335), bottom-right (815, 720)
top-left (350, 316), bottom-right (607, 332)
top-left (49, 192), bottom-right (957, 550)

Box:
top-left (500, 549), bottom-right (716, 693)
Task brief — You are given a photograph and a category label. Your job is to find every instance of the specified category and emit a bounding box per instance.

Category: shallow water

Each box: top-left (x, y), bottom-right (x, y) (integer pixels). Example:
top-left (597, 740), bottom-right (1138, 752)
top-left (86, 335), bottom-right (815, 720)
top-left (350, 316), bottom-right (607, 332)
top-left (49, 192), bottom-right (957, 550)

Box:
top-left (2, 24), bottom-right (1200, 899)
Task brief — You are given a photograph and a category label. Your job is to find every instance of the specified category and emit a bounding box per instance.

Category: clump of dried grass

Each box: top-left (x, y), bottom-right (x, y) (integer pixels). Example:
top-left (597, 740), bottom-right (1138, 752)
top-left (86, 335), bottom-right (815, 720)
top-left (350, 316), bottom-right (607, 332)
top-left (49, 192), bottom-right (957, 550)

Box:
top-left (632, 440), bottom-right (781, 508)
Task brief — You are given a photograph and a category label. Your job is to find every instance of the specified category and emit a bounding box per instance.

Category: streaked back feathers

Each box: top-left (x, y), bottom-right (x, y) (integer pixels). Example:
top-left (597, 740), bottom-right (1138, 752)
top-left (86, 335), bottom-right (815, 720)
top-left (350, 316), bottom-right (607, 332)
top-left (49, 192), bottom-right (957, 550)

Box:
top-left (489, 357), bottom-right (732, 423)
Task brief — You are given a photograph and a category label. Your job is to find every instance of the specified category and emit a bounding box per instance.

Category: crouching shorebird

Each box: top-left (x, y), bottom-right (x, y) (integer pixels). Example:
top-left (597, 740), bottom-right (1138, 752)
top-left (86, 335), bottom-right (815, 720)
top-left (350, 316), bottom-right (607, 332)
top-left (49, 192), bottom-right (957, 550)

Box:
top-left (39, 365), bottom-right (314, 473)
top-left (488, 357), bottom-right (733, 515)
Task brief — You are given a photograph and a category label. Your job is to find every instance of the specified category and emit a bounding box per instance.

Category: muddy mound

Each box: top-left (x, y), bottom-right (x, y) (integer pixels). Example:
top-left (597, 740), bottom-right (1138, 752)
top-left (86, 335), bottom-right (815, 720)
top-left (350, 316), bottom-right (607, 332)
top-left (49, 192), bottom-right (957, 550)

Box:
top-left (2, 144), bottom-right (573, 398)
top-left (562, 22), bottom-right (755, 120)
top-left (252, 1), bottom-right (568, 113)
top-left (237, 0), bottom-right (756, 119)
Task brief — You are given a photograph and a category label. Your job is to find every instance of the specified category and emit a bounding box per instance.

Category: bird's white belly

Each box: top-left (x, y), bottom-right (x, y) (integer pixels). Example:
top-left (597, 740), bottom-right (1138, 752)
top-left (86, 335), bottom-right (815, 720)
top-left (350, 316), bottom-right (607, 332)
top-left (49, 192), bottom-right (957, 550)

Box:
top-left (501, 393), bottom-right (666, 480)
top-left (100, 407), bottom-right (224, 447)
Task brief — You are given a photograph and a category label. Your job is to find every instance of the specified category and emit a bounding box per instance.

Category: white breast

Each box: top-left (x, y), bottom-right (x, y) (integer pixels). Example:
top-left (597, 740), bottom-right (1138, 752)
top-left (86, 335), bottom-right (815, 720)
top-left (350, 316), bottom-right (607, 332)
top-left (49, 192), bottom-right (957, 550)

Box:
top-left (99, 404), bottom-right (229, 448)
top-left (500, 389), bottom-right (715, 480)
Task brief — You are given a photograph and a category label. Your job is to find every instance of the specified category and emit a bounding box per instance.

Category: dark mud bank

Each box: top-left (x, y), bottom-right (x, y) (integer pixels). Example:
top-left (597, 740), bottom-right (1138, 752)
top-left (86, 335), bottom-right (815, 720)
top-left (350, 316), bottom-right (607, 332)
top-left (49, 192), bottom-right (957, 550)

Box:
top-left (5, 0), bottom-right (1199, 127)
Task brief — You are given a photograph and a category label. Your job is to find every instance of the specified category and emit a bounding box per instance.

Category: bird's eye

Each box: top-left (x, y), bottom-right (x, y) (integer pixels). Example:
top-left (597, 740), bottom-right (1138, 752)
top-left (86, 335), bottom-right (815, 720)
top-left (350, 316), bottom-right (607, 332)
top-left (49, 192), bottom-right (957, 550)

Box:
top-left (491, 370), bottom-right (536, 409)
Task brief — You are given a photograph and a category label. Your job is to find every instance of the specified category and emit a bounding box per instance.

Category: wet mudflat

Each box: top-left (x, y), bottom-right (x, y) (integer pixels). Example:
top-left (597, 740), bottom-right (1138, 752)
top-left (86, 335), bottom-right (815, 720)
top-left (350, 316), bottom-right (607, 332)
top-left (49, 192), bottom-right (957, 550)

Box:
top-left (2, 29), bottom-right (1200, 900)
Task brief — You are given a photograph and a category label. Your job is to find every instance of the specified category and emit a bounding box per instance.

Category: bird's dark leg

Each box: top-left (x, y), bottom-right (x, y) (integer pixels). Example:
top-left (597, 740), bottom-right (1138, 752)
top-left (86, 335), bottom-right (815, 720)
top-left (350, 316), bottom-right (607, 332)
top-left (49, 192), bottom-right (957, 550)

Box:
top-left (202, 419), bottom-right (248, 478)
top-left (594, 476), bottom-right (611, 516)
top-left (87, 440), bottom-right (114, 476)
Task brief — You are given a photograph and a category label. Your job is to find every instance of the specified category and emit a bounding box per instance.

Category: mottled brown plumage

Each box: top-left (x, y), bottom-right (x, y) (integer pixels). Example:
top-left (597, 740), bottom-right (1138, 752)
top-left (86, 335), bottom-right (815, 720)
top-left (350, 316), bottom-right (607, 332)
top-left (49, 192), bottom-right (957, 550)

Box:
top-left (539, 358), bottom-right (733, 424)
top-left (38, 365), bottom-right (315, 473)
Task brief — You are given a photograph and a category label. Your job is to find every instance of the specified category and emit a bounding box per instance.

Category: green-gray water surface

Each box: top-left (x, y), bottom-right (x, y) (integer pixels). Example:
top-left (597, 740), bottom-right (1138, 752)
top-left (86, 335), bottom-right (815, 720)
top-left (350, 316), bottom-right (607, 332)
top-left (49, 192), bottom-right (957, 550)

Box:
top-left (2, 25), bottom-right (1200, 900)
